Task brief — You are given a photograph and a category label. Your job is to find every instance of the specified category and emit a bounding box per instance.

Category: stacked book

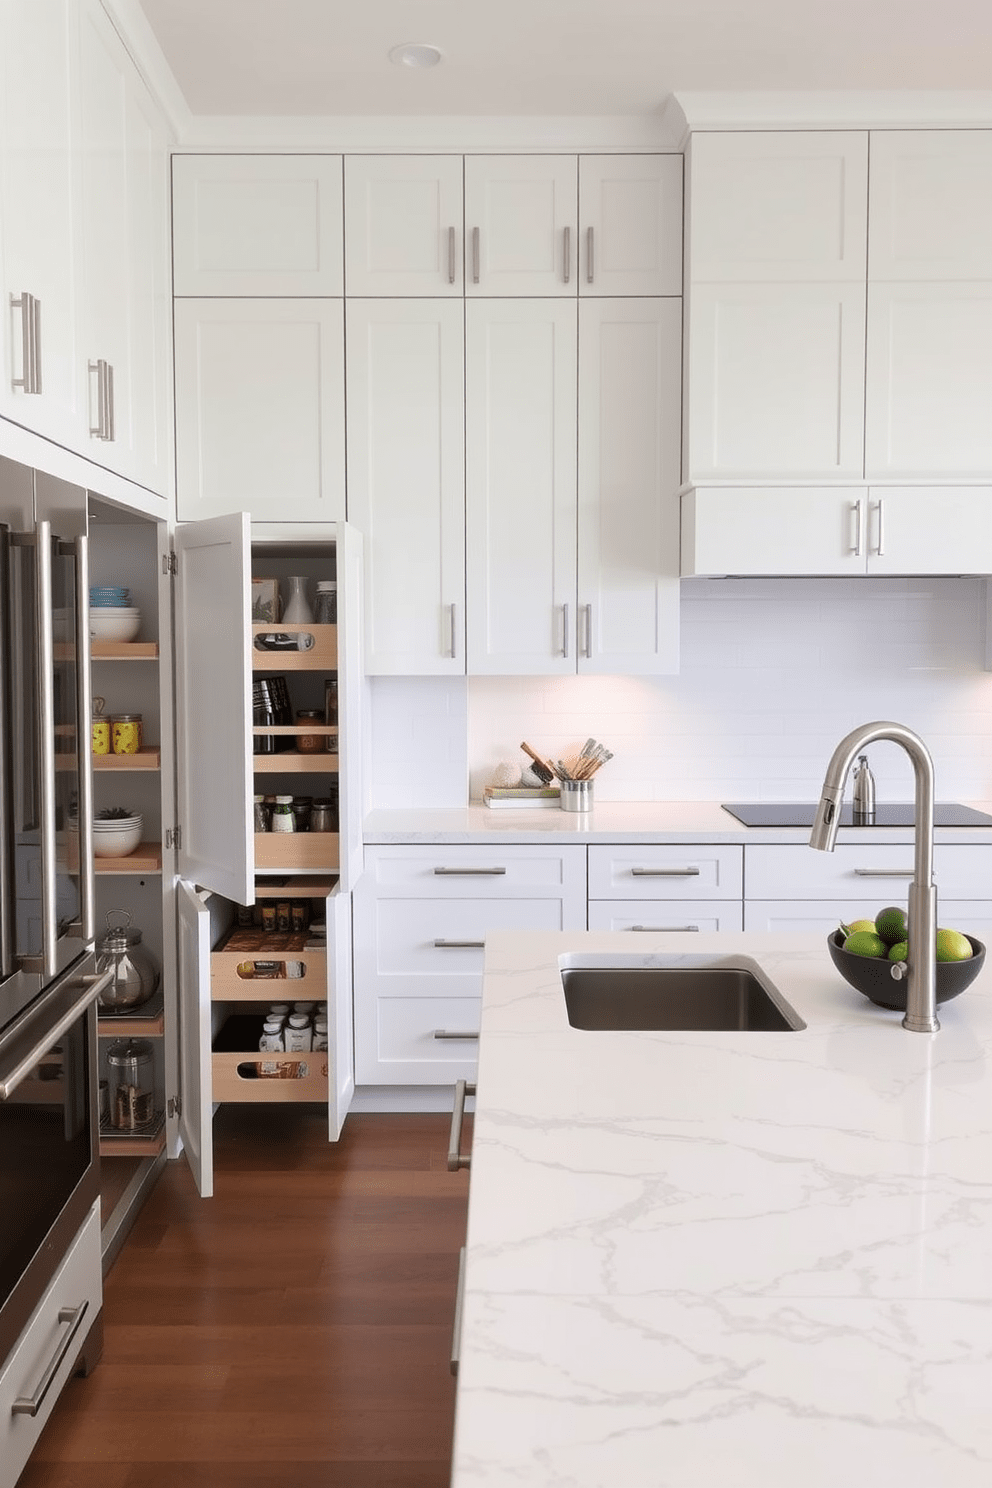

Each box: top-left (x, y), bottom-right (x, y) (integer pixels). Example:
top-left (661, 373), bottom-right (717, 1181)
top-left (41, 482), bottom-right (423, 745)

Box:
top-left (482, 786), bottom-right (561, 810)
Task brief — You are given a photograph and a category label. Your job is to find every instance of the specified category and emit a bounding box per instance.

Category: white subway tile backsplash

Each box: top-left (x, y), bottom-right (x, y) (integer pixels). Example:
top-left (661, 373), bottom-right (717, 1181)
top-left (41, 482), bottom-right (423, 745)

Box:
top-left (368, 579), bottom-right (992, 808)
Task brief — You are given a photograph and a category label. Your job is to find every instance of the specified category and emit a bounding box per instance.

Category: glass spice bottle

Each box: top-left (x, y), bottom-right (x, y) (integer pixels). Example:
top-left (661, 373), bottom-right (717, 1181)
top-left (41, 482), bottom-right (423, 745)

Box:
top-left (271, 796), bottom-right (295, 832)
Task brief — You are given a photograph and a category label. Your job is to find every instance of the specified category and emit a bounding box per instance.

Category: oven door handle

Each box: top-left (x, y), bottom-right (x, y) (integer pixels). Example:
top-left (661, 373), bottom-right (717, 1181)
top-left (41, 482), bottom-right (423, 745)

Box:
top-left (0, 970), bottom-right (110, 1099)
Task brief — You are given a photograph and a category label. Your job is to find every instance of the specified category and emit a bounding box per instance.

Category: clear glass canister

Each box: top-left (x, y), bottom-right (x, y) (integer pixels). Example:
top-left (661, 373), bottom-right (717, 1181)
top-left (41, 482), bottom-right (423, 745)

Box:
top-left (313, 581), bottom-right (337, 625)
top-left (95, 910), bottom-right (159, 1011)
top-left (270, 796), bottom-right (295, 832)
top-left (106, 1038), bottom-right (155, 1131)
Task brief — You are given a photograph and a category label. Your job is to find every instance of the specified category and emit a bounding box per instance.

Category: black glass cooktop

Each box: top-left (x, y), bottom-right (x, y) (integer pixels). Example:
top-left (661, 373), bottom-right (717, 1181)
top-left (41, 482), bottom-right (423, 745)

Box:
top-left (721, 802), bottom-right (992, 828)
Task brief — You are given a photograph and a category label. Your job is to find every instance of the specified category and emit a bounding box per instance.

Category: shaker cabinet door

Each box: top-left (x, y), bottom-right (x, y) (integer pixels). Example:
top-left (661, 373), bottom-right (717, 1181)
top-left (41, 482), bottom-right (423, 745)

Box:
top-left (174, 298), bottom-right (346, 523)
top-left (465, 299), bottom-right (578, 674)
top-left (463, 155), bottom-right (577, 296)
top-left (346, 298), bottom-right (466, 674)
top-left (578, 154), bottom-right (683, 296)
top-left (344, 155), bottom-right (463, 296)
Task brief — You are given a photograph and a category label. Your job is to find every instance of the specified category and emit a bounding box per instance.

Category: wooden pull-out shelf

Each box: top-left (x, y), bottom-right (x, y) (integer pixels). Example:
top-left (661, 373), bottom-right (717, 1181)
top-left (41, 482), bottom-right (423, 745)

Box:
top-left (254, 833), bottom-right (338, 871)
top-left (251, 623), bottom-right (336, 670)
top-left (212, 1015), bottom-right (328, 1103)
top-left (93, 747), bottom-right (161, 770)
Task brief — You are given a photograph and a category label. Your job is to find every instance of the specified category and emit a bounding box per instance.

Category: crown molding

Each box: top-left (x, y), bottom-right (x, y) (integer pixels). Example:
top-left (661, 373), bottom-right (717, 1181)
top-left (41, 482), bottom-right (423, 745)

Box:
top-left (675, 90), bottom-right (992, 132)
top-left (100, 0), bottom-right (192, 140)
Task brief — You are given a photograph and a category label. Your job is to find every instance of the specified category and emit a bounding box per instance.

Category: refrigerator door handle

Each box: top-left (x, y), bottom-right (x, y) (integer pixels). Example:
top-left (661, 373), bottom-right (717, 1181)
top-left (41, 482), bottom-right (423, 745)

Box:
top-left (69, 534), bottom-right (95, 944)
top-left (34, 520), bottom-right (59, 981)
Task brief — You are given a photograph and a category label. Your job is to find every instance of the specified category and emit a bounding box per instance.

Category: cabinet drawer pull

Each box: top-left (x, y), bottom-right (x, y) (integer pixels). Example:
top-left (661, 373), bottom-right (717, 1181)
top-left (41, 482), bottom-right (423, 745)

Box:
top-left (851, 498), bottom-right (864, 557)
top-left (872, 498), bottom-right (885, 556)
top-left (853, 868), bottom-right (914, 877)
top-left (447, 601), bottom-right (458, 659)
top-left (450, 1245), bottom-right (466, 1376)
top-left (472, 225), bottom-right (480, 284)
top-left (434, 1028), bottom-right (481, 1040)
top-left (447, 1078), bottom-right (476, 1171)
top-left (447, 225), bottom-right (456, 284)
top-left (433, 939), bottom-right (485, 950)
top-left (433, 866), bottom-right (506, 876)
top-left (586, 225), bottom-right (595, 283)
top-left (563, 224), bottom-right (571, 284)
top-left (10, 292), bottom-right (42, 394)
top-left (12, 1301), bottom-right (89, 1417)
top-left (630, 866), bottom-right (701, 877)
top-left (582, 603), bottom-right (593, 658)
top-left (561, 602), bottom-right (569, 658)
top-left (627, 924), bottom-right (700, 933)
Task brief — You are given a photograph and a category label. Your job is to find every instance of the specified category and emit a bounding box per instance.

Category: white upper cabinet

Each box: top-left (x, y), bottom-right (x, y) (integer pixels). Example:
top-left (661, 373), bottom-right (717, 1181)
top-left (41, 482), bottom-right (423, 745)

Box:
top-left (578, 155), bottom-right (683, 296)
top-left (172, 155), bottom-right (344, 296)
top-left (869, 132), bottom-right (992, 282)
top-left (577, 298), bottom-right (682, 673)
top-left (463, 156), bottom-right (577, 296)
top-left (344, 155), bottom-right (463, 296)
top-left (124, 71), bottom-right (171, 494)
top-left (866, 132), bottom-right (992, 481)
top-left (687, 281), bottom-right (867, 480)
top-left (684, 132), bottom-right (868, 483)
top-left (465, 299), bottom-right (578, 674)
top-left (346, 298), bottom-right (466, 674)
top-left (174, 297), bottom-right (346, 523)
top-left (688, 132), bottom-right (868, 282)
top-left (0, 0), bottom-right (80, 447)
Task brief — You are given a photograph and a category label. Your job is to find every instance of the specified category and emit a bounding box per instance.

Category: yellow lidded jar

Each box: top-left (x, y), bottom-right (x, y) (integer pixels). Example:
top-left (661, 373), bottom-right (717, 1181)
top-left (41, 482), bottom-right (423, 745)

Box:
top-left (111, 714), bottom-right (143, 755)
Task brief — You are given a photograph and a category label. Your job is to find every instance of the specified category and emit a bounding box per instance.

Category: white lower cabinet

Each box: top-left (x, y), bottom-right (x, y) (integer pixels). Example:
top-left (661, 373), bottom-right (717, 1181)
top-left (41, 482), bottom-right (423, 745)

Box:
top-left (587, 844), bottom-right (743, 935)
top-left (743, 843), bottom-right (992, 932)
top-left (353, 845), bottom-right (587, 1083)
top-left (0, 1202), bottom-right (101, 1488)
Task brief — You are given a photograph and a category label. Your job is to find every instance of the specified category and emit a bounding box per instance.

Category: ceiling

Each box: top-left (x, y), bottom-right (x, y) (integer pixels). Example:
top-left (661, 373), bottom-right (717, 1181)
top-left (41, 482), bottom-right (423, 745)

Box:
top-left (135, 0), bottom-right (992, 119)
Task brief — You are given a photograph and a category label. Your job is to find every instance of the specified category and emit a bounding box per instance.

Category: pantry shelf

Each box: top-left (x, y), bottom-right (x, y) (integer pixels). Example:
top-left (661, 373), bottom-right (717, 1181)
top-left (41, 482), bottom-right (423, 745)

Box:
top-left (91, 641), bottom-right (159, 660)
top-left (93, 747), bottom-right (161, 770)
top-left (252, 753), bottom-right (338, 774)
top-left (94, 843), bottom-right (163, 874)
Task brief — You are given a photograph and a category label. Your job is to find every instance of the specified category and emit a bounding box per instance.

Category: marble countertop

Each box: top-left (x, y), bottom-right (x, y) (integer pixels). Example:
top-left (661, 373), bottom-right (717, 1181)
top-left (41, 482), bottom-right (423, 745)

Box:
top-left (449, 930), bottom-right (992, 1487)
top-left (364, 801), bottom-right (992, 845)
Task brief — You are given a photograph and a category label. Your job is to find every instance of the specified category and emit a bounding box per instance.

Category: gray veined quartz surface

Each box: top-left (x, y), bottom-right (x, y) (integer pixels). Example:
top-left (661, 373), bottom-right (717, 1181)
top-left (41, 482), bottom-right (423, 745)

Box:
top-left (449, 930), bottom-right (992, 1488)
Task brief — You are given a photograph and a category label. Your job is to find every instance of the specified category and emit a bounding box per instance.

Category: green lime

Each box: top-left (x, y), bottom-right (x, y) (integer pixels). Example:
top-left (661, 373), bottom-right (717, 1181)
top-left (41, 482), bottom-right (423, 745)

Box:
top-left (888, 940), bottom-right (908, 963)
top-left (875, 906), bottom-right (909, 945)
top-left (842, 919), bottom-right (877, 936)
top-left (935, 928), bottom-right (973, 962)
top-left (844, 930), bottom-right (889, 959)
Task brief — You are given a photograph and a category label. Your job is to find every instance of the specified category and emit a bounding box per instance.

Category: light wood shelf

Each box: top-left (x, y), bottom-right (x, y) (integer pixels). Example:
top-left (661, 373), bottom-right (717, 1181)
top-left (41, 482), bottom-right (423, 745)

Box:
top-left (251, 623), bottom-right (337, 670)
top-left (99, 1128), bottom-right (166, 1159)
top-left (94, 843), bottom-right (162, 874)
top-left (254, 833), bottom-right (338, 871)
top-left (252, 751), bottom-right (338, 774)
top-left (91, 641), bottom-right (159, 660)
top-left (93, 747), bottom-right (161, 770)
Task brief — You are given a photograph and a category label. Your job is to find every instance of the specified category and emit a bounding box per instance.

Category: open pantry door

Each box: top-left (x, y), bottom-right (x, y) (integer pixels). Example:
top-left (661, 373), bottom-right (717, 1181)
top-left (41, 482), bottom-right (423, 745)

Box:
top-left (173, 511), bottom-right (253, 904)
top-left (176, 880), bottom-right (214, 1197)
top-left (327, 886), bottom-right (354, 1138)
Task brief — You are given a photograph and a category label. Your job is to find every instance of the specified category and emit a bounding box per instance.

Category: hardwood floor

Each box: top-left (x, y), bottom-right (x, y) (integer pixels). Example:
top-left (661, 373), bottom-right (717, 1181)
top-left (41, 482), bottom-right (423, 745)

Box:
top-left (21, 1107), bottom-right (471, 1488)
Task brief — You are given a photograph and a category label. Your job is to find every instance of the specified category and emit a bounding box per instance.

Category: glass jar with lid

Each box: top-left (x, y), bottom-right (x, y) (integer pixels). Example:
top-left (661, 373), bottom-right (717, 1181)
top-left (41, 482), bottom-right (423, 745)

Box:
top-left (271, 796), bottom-right (295, 832)
top-left (313, 581), bottom-right (337, 625)
top-left (106, 1038), bottom-right (155, 1131)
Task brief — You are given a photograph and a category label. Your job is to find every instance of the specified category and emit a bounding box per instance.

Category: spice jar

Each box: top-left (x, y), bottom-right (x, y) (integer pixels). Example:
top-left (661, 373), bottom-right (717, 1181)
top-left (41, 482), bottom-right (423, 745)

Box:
top-left (106, 1038), bottom-right (155, 1131)
top-left (91, 696), bottom-right (110, 755)
top-left (313, 581), bottom-right (337, 625)
top-left (253, 796), bottom-right (270, 832)
top-left (271, 796), bottom-right (295, 832)
top-left (111, 713), bottom-right (142, 755)
top-left (310, 799), bottom-right (336, 832)
top-left (295, 710), bottom-right (324, 754)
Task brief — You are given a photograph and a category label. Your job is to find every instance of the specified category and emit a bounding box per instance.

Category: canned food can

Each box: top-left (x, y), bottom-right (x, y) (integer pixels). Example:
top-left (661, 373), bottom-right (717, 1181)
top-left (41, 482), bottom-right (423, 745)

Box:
top-left (111, 714), bottom-right (143, 755)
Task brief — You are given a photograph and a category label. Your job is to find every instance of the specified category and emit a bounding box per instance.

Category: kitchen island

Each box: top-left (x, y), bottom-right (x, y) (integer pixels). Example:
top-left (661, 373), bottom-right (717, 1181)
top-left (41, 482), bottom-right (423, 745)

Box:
top-left (450, 930), bottom-right (992, 1486)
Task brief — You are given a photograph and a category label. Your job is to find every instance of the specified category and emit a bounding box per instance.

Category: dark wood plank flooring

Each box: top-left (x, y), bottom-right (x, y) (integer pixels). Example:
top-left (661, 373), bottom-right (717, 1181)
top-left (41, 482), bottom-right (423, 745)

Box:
top-left (20, 1107), bottom-right (470, 1488)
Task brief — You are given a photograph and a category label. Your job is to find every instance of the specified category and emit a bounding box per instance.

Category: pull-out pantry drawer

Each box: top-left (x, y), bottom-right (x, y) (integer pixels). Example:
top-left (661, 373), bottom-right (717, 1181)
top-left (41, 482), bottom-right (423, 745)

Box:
top-left (745, 843), bottom-right (992, 902)
top-left (361, 843), bottom-right (587, 898)
top-left (588, 844), bottom-right (743, 899)
top-left (588, 900), bottom-right (743, 933)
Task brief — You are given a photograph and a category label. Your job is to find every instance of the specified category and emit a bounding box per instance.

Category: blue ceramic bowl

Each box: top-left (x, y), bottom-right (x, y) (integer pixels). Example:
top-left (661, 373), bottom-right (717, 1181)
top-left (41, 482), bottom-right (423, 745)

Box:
top-left (827, 929), bottom-right (986, 1011)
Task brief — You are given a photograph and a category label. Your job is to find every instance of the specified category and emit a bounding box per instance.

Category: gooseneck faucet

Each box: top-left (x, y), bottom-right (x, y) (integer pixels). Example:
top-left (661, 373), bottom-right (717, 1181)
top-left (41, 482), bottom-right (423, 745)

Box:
top-left (810, 721), bottom-right (938, 1034)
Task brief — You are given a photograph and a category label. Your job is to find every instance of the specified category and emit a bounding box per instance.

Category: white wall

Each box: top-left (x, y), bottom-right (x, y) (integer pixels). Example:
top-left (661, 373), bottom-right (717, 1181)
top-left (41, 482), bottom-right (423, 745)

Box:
top-left (368, 577), bottom-right (992, 808)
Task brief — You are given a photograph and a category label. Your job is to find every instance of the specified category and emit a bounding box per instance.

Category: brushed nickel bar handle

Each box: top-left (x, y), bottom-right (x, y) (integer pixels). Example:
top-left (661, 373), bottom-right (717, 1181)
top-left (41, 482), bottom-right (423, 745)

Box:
top-left (71, 534), bottom-right (95, 943)
top-left (472, 226), bottom-right (480, 284)
top-left (586, 225), bottom-right (594, 283)
top-left (583, 603), bottom-right (593, 658)
top-left (447, 226), bottom-right (456, 285)
top-left (447, 1079), bottom-right (476, 1171)
top-left (434, 1028), bottom-right (481, 1039)
top-left (563, 225), bottom-right (571, 284)
top-left (10, 292), bottom-right (40, 392)
top-left (627, 924), bottom-right (700, 932)
top-left (561, 602), bottom-right (569, 658)
top-left (630, 866), bottom-right (701, 877)
top-left (106, 362), bottom-right (115, 442)
top-left (35, 521), bottom-right (58, 980)
top-left (433, 939), bottom-right (486, 949)
top-left (450, 1245), bottom-right (466, 1376)
top-left (31, 294), bottom-right (42, 392)
top-left (853, 867), bottom-right (914, 877)
top-left (873, 498), bottom-right (885, 556)
top-left (434, 866), bottom-right (506, 876)
top-left (448, 601), bottom-right (457, 659)
top-left (851, 499), bottom-right (864, 557)
top-left (88, 360), bottom-right (108, 439)
top-left (11, 1302), bottom-right (89, 1417)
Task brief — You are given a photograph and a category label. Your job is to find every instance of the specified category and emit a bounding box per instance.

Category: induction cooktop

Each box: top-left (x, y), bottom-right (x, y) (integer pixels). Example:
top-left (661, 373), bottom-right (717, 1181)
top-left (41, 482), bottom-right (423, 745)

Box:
top-left (721, 802), bottom-right (992, 828)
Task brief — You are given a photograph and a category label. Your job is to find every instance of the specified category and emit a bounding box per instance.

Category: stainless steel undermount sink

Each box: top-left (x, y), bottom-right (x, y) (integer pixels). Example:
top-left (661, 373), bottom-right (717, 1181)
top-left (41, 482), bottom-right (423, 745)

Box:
top-left (560, 954), bottom-right (806, 1032)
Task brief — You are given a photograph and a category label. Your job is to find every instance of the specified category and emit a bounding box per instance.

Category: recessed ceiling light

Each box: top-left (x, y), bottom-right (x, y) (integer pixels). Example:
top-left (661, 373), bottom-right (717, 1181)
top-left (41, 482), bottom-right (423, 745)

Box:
top-left (389, 42), bottom-right (443, 69)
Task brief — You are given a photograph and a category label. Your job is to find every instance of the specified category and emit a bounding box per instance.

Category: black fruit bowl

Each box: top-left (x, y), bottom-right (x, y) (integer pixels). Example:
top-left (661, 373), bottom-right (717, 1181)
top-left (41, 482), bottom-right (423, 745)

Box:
top-left (827, 930), bottom-right (986, 1011)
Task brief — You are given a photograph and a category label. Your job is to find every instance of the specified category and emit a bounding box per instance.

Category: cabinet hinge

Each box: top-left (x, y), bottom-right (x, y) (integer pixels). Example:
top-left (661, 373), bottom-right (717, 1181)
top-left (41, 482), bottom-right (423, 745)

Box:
top-left (167, 1095), bottom-right (181, 1119)
top-left (165, 826), bottom-right (182, 851)
top-left (163, 551), bottom-right (178, 577)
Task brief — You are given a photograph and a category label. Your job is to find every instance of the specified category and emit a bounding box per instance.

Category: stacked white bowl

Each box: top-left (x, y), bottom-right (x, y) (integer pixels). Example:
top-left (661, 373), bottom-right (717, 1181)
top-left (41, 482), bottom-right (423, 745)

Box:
top-left (90, 585), bottom-right (141, 642)
top-left (92, 809), bottom-right (143, 858)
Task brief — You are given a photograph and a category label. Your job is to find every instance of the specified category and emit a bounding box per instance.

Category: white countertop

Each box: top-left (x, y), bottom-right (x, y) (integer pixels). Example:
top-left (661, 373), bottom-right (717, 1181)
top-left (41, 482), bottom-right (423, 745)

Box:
top-left (450, 930), bottom-right (992, 1487)
top-left (364, 801), bottom-right (992, 845)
